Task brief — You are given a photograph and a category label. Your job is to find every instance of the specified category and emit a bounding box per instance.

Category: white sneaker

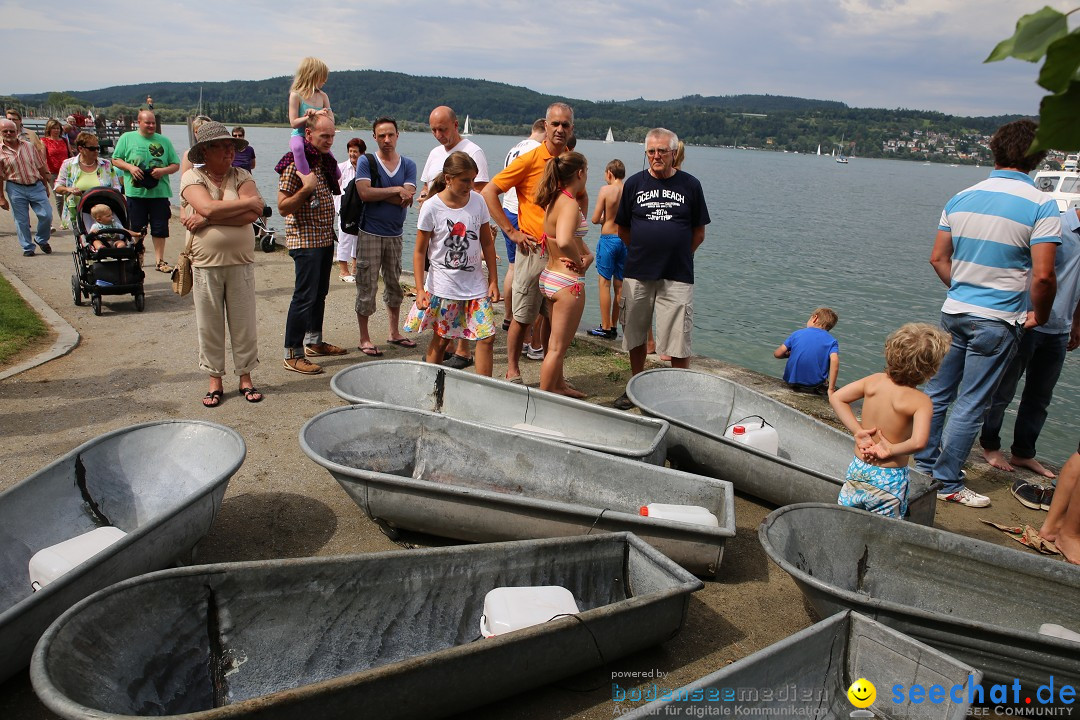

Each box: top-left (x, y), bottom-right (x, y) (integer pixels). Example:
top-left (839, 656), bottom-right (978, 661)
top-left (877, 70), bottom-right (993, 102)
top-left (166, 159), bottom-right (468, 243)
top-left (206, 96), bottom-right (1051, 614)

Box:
top-left (937, 486), bottom-right (991, 508)
top-left (525, 344), bottom-right (545, 361)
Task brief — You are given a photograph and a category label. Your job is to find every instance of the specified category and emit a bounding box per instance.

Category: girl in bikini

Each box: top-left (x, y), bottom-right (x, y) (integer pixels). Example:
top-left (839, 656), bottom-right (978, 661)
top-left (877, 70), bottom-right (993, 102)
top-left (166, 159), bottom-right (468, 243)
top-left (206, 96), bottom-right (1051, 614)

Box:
top-left (287, 57), bottom-right (339, 177)
top-left (403, 152), bottom-right (500, 376)
top-left (534, 151), bottom-right (593, 397)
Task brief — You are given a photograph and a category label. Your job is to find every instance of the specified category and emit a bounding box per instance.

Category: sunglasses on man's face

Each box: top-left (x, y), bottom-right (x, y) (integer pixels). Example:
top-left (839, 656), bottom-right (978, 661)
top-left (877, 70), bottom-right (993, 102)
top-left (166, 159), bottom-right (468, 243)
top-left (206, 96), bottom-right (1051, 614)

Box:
top-left (80, 145), bottom-right (101, 151)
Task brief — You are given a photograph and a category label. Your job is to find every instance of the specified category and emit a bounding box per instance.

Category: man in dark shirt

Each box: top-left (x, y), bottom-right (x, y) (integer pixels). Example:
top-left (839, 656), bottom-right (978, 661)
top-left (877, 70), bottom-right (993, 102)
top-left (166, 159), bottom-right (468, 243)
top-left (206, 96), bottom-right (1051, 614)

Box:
top-left (613, 127), bottom-right (711, 409)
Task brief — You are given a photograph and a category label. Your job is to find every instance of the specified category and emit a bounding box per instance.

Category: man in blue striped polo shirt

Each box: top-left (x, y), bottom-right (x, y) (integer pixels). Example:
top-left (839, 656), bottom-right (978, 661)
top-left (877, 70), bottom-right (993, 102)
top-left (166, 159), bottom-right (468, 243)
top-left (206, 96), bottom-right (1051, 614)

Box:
top-left (914, 119), bottom-right (1060, 508)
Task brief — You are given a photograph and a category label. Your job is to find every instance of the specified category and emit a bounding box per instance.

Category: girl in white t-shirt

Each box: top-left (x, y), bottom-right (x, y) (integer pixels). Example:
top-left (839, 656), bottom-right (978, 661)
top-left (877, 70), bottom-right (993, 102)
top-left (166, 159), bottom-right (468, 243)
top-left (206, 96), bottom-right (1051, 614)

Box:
top-left (403, 151), bottom-right (500, 375)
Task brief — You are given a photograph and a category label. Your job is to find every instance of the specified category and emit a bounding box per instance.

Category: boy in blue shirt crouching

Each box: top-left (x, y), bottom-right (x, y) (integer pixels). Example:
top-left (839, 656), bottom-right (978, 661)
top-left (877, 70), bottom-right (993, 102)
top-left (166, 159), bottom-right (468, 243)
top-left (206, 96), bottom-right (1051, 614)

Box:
top-left (774, 307), bottom-right (839, 396)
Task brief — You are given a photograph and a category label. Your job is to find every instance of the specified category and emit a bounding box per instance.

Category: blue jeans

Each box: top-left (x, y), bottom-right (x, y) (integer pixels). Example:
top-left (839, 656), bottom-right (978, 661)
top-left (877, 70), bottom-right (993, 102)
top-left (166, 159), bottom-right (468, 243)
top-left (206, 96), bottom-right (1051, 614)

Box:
top-left (913, 313), bottom-right (1021, 493)
top-left (6, 181), bottom-right (52, 252)
top-left (979, 329), bottom-right (1068, 461)
top-left (284, 246), bottom-right (333, 356)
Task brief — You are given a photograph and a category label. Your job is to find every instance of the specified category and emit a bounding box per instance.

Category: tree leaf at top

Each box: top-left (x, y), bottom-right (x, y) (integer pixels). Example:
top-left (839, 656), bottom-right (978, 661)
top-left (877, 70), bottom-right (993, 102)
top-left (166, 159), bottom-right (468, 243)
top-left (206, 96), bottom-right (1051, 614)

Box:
top-left (1038, 30), bottom-right (1080, 92)
top-left (985, 6), bottom-right (1068, 63)
top-left (1031, 80), bottom-right (1080, 152)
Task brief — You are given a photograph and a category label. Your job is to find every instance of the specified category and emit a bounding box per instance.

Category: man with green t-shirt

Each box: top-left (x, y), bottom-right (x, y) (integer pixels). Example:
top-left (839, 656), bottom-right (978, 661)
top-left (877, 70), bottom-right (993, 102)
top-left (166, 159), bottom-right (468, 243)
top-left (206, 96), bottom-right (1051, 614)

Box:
top-left (111, 110), bottom-right (180, 272)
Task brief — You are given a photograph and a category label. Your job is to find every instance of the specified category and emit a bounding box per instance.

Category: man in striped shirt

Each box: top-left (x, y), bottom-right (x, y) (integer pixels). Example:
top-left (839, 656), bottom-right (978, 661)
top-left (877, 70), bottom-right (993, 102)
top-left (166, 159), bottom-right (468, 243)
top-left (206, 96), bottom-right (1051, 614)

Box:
top-left (914, 119), bottom-right (1060, 508)
top-left (0, 118), bottom-right (53, 256)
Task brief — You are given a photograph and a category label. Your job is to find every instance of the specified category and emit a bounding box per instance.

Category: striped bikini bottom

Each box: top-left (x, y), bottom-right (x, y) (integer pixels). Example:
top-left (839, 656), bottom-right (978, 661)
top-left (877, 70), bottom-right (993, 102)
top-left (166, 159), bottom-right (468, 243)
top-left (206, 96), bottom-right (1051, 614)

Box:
top-left (539, 269), bottom-right (583, 299)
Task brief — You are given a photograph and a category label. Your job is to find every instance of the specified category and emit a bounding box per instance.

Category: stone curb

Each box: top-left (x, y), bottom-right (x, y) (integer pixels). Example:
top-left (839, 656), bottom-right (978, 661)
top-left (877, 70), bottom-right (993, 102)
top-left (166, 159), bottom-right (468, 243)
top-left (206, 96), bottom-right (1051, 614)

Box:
top-left (0, 261), bottom-right (80, 381)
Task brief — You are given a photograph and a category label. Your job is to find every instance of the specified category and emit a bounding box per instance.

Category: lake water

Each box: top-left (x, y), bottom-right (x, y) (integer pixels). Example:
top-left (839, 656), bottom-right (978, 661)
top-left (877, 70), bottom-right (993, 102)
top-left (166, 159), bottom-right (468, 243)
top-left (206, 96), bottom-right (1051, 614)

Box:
top-left (161, 125), bottom-right (1078, 464)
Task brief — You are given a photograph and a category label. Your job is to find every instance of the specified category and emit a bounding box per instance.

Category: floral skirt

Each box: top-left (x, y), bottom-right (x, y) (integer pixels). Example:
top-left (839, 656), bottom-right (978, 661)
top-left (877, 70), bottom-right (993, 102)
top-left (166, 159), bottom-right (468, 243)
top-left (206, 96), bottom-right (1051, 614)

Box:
top-left (403, 295), bottom-right (496, 340)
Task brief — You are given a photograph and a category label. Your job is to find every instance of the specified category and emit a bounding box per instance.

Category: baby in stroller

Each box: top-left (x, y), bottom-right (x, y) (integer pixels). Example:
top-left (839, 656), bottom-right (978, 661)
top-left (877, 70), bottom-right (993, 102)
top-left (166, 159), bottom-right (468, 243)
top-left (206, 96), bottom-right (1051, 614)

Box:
top-left (71, 187), bottom-right (147, 314)
top-left (88, 204), bottom-right (143, 251)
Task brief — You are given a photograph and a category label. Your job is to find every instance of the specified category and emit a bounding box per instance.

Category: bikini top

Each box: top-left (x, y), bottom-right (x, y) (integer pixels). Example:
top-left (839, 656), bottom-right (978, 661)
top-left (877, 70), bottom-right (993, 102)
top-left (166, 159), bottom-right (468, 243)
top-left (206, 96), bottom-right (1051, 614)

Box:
top-left (561, 189), bottom-right (588, 239)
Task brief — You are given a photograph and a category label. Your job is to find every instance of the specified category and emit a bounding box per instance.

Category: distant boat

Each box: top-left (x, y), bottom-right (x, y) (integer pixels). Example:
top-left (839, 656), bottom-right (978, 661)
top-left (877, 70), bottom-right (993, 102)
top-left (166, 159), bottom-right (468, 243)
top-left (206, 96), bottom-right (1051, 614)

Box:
top-left (816, 144), bottom-right (821, 157)
top-left (462, 115), bottom-right (472, 136)
top-left (1033, 154), bottom-right (1080, 212)
top-left (836, 133), bottom-right (848, 164)
top-left (604, 127), bottom-right (614, 144)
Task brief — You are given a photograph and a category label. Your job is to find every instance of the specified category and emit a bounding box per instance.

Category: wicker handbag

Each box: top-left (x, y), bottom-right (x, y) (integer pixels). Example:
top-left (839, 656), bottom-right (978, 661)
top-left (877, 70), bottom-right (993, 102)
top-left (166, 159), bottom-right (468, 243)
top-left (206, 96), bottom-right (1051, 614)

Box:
top-left (171, 234), bottom-right (193, 296)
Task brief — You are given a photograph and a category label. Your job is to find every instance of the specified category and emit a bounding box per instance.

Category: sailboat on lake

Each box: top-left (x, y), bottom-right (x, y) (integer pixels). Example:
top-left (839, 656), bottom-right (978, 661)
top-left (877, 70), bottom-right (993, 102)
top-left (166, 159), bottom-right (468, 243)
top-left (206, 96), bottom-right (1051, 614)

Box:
top-left (604, 127), bottom-right (615, 144)
top-left (816, 144), bottom-right (821, 157)
top-left (462, 115), bottom-right (472, 136)
top-left (836, 134), bottom-right (849, 164)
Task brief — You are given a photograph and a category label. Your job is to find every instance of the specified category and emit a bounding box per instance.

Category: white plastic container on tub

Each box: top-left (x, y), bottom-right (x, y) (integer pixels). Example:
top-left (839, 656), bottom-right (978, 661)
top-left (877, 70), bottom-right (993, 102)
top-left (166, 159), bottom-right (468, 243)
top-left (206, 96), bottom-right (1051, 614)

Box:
top-left (723, 417), bottom-right (779, 455)
top-left (479, 586), bottom-right (580, 638)
top-left (29, 526), bottom-right (127, 591)
top-left (639, 503), bottom-right (719, 527)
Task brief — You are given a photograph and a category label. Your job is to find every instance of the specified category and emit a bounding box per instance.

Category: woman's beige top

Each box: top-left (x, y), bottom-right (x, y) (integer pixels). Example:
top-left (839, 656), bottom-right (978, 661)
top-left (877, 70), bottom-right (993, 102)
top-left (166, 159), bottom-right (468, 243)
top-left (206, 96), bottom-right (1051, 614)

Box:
top-left (180, 167), bottom-right (261, 267)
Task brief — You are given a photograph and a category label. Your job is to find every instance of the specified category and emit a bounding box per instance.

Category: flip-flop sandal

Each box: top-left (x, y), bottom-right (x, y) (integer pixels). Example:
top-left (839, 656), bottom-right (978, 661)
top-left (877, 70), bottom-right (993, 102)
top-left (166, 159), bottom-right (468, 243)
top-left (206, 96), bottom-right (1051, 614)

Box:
top-left (156, 260), bottom-right (173, 273)
top-left (240, 386), bottom-right (263, 403)
top-left (506, 376), bottom-right (524, 384)
top-left (359, 345), bottom-right (383, 357)
top-left (387, 338), bottom-right (417, 348)
top-left (202, 390), bottom-right (223, 408)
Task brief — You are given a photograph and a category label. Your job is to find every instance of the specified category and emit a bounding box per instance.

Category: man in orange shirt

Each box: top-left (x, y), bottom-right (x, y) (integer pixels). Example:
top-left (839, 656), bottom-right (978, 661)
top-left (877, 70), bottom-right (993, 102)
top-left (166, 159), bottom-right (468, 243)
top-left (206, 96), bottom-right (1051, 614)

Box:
top-left (482, 102), bottom-right (581, 385)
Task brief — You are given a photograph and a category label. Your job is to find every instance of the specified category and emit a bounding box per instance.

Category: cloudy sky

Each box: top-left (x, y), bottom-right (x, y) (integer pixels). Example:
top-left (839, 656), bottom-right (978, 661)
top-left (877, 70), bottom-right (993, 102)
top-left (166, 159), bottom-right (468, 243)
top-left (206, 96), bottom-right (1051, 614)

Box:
top-left (2, 0), bottom-right (1073, 116)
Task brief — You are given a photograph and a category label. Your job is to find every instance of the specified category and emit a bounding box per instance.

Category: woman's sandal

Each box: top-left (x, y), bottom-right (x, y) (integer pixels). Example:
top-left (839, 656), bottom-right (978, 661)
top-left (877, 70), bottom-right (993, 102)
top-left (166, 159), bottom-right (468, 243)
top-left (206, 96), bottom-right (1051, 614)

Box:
top-left (156, 260), bottom-right (174, 273)
top-left (202, 389), bottom-right (223, 408)
top-left (240, 386), bottom-right (263, 403)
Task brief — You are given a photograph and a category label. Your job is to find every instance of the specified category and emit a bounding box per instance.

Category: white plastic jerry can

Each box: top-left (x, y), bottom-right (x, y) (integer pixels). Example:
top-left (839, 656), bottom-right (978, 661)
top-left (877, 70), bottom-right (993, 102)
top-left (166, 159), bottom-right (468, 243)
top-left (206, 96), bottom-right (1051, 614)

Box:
top-left (29, 526), bottom-right (127, 591)
top-left (479, 586), bottom-right (580, 638)
top-left (639, 503), bottom-right (720, 527)
top-left (723, 417), bottom-right (779, 455)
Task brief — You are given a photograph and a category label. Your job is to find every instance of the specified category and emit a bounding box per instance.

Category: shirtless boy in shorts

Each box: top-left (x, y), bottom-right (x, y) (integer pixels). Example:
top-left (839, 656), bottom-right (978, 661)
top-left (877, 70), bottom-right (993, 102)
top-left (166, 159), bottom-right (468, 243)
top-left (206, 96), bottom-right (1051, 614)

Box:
top-left (829, 323), bottom-right (951, 518)
top-left (587, 159), bottom-right (625, 340)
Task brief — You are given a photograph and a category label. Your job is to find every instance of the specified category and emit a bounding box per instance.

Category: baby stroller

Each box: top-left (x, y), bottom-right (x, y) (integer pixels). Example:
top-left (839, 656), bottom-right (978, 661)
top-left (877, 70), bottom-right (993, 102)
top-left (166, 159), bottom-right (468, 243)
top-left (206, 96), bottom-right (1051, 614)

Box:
top-left (70, 187), bottom-right (146, 315)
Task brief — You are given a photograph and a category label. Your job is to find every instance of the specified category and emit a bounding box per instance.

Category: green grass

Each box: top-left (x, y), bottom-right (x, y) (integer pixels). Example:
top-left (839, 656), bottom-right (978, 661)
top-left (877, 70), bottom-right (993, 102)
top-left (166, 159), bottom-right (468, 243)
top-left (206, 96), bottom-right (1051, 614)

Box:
top-left (0, 273), bottom-right (47, 364)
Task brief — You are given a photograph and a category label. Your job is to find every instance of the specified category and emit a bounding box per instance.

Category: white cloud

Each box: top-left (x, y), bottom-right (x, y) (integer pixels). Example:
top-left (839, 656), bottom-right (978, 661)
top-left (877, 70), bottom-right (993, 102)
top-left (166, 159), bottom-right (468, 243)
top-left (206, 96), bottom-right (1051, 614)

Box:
top-left (1, 0), bottom-right (1072, 115)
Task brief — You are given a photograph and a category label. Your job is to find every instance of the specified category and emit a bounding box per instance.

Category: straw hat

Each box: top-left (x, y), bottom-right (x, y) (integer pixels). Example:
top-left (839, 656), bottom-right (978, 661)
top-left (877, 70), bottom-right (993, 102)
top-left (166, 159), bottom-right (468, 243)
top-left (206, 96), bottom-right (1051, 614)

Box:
top-left (189, 120), bottom-right (248, 163)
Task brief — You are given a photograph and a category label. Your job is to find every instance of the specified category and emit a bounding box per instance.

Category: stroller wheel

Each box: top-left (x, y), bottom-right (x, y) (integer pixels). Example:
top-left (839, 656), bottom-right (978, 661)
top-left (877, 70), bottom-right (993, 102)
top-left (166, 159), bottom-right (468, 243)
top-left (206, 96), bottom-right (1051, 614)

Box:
top-left (134, 293), bottom-right (145, 312)
top-left (71, 275), bottom-right (84, 306)
top-left (260, 234), bottom-right (276, 253)
top-left (91, 295), bottom-right (102, 316)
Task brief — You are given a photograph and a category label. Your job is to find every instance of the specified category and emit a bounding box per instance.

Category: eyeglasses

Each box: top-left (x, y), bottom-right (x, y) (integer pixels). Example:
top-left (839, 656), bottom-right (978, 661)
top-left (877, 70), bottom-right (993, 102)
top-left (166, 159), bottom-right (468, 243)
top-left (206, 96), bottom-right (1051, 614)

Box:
top-left (645, 149), bottom-right (671, 157)
top-left (232, 134), bottom-right (243, 138)
top-left (80, 145), bottom-right (100, 151)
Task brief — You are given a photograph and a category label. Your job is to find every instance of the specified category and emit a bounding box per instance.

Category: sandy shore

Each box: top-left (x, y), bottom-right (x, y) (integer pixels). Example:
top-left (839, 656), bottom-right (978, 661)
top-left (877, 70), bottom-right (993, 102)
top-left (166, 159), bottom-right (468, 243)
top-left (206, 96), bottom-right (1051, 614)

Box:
top-left (0, 206), bottom-right (1055, 719)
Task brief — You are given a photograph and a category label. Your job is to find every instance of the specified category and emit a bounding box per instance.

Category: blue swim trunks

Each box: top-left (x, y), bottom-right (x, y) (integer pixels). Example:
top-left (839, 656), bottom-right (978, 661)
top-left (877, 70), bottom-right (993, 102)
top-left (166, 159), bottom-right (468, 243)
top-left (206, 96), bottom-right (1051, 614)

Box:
top-left (837, 457), bottom-right (909, 519)
top-left (501, 208), bottom-right (519, 264)
top-left (595, 233), bottom-right (627, 281)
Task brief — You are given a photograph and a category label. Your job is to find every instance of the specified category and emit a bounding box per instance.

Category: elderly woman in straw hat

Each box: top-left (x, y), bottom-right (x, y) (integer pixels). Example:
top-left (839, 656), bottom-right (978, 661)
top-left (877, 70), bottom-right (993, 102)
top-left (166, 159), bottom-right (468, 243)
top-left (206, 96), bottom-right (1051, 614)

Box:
top-left (180, 120), bottom-right (266, 407)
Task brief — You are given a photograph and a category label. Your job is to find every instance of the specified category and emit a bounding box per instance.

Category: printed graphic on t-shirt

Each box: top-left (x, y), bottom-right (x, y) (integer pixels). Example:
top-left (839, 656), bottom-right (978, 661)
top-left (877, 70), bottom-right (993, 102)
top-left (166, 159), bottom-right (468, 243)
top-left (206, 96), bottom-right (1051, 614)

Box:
top-left (634, 188), bottom-right (686, 222)
top-left (443, 220), bottom-right (476, 271)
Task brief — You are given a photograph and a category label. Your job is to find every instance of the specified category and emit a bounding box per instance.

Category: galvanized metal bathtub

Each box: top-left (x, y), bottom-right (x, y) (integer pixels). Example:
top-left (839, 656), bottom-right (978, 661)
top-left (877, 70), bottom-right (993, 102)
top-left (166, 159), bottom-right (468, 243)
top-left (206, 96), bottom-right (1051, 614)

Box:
top-left (301, 404), bottom-right (735, 577)
top-left (332, 360), bottom-right (669, 464)
top-left (32, 533), bottom-right (702, 720)
top-left (0, 420), bottom-right (245, 683)
top-left (759, 503), bottom-right (1080, 688)
top-left (626, 368), bottom-right (939, 525)
top-left (623, 610), bottom-right (981, 719)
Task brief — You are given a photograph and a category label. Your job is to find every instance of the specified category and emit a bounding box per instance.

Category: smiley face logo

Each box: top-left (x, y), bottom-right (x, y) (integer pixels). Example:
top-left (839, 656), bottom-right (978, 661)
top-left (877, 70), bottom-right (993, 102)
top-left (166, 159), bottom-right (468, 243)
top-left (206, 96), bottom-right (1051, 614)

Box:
top-left (847, 678), bottom-right (876, 708)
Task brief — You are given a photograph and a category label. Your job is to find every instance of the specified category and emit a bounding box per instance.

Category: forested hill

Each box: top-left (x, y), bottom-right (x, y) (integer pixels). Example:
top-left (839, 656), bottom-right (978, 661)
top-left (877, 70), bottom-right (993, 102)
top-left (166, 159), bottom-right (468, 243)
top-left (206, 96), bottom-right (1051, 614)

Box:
top-left (10, 69), bottom-right (1021, 160)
